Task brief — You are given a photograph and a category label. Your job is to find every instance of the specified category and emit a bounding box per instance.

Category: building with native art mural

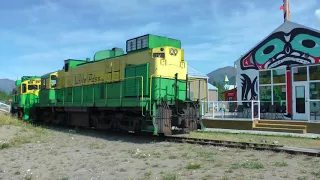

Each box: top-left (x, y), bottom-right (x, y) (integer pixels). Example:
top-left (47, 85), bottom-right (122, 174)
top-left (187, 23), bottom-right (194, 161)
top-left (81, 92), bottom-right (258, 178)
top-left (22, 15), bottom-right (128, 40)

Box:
top-left (235, 20), bottom-right (320, 121)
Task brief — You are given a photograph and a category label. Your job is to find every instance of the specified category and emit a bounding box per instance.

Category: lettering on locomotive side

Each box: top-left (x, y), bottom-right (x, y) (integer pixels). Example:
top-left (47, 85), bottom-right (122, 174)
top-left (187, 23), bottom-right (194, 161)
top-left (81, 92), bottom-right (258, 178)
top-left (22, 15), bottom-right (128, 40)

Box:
top-left (73, 73), bottom-right (102, 85)
top-left (87, 73), bottom-right (101, 83)
top-left (74, 74), bottom-right (86, 85)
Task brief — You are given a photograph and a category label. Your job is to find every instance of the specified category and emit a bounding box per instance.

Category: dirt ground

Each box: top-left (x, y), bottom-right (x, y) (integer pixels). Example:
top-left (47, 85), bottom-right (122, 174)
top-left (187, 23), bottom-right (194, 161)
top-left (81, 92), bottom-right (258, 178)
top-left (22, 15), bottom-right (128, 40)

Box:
top-left (0, 119), bottom-right (320, 180)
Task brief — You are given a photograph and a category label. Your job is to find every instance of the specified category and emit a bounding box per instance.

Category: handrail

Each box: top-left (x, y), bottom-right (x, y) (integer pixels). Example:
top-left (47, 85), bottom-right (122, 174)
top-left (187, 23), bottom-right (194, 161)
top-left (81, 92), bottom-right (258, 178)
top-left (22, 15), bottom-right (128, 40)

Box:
top-left (149, 74), bottom-right (155, 117)
top-left (203, 100), bottom-right (260, 121)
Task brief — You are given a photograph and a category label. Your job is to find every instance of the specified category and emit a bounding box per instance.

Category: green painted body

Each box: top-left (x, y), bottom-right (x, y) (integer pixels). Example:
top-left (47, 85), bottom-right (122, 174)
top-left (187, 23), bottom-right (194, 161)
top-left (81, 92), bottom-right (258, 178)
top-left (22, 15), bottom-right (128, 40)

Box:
top-left (39, 89), bottom-right (56, 106)
top-left (37, 78), bottom-right (187, 108)
top-left (147, 34), bottom-right (181, 49)
top-left (35, 63), bottom-right (193, 134)
top-left (94, 48), bottom-right (124, 61)
top-left (37, 63), bottom-right (186, 108)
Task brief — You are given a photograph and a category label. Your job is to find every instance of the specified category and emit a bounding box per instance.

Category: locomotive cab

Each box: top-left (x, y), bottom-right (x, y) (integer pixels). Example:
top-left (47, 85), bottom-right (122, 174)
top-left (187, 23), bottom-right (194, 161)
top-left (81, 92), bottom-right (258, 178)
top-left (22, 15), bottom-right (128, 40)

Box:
top-left (39, 71), bottom-right (58, 106)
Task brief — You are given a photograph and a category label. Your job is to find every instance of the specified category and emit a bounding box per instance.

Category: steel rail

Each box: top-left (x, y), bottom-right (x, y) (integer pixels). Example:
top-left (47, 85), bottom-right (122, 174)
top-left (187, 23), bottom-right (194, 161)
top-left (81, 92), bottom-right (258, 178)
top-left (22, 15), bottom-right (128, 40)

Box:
top-left (164, 135), bottom-right (320, 157)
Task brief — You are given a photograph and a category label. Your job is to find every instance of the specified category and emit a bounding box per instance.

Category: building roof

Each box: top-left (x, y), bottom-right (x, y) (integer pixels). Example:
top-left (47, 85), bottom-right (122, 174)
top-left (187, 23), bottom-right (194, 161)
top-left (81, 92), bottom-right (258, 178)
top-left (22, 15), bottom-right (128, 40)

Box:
top-left (187, 65), bottom-right (218, 90)
top-left (234, 20), bottom-right (320, 64)
top-left (224, 85), bottom-right (236, 90)
top-left (187, 65), bottom-right (208, 79)
top-left (208, 83), bottom-right (218, 91)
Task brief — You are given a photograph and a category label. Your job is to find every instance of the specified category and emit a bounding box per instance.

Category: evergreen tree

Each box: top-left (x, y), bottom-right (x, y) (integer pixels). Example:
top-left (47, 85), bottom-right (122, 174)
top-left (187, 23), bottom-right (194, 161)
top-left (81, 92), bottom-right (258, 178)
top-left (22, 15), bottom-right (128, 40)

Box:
top-left (0, 90), bottom-right (10, 104)
top-left (212, 81), bottom-right (226, 101)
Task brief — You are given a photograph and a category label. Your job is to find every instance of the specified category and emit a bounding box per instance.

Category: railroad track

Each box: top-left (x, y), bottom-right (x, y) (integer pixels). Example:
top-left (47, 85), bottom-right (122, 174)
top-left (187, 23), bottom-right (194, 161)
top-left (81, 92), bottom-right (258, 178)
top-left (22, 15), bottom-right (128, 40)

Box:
top-left (19, 121), bottom-right (320, 157)
top-left (164, 135), bottom-right (320, 157)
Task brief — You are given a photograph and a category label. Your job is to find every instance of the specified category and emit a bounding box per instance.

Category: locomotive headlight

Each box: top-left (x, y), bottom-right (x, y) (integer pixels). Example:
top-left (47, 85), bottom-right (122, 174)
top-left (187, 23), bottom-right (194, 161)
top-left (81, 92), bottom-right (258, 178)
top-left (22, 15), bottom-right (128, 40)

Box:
top-left (169, 48), bottom-right (178, 56)
top-left (173, 49), bottom-right (178, 55)
top-left (169, 48), bottom-right (175, 55)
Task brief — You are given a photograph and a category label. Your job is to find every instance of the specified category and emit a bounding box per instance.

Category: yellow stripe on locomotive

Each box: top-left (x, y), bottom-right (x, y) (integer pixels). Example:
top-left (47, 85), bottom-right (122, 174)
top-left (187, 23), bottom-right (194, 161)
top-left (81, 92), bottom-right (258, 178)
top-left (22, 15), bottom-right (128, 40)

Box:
top-left (57, 46), bottom-right (187, 88)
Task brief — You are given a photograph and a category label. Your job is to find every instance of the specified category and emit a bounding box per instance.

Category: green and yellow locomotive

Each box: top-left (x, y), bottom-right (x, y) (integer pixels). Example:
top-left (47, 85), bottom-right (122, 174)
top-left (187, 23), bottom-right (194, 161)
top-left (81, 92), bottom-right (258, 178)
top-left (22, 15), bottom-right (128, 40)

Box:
top-left (10, 76), bottom-right (41, 120)
top-left (12, 34), bottom-right (204, 135)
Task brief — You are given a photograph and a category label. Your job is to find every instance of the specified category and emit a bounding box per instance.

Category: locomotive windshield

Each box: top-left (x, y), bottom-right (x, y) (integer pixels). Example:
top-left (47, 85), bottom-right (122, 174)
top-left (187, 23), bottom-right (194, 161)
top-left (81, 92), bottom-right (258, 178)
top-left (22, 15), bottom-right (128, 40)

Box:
top-left (28, 85), bottom-right (38, 90)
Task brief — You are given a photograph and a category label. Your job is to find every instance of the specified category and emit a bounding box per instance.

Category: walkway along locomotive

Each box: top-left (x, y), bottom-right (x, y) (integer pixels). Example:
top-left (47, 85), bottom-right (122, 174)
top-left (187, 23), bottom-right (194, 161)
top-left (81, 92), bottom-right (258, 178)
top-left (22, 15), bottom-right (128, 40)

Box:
top-left (11, 34), bottom-right (205, 135)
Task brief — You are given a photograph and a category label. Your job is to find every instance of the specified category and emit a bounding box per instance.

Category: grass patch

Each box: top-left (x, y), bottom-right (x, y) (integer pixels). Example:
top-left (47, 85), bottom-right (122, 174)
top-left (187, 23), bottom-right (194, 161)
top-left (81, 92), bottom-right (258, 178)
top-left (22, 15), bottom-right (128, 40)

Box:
top-left (272, 161), bottom-right (288, 167)
top-left (189, 131), bottom-right (320, 149)
top-left (311, 171), bottom-right (320, 179)
top-left (0, 142), bottom-right (9, 149)
top-left (231, 160), bottom-right (264, 169)
top-left (88, 142), bottom-right (105, 149)
top-left (297, 176), bottom-right (308, 180)
top-left (128, 148), bottom-right (151, 159)
top-left (0, 114), bottom-right (49, 149)
top-left (161, 172), bottom-right (177, 180)
top-left (144, 171), bottom-right (152, 179)
top-left (185, 162), bottom-right (201, 169)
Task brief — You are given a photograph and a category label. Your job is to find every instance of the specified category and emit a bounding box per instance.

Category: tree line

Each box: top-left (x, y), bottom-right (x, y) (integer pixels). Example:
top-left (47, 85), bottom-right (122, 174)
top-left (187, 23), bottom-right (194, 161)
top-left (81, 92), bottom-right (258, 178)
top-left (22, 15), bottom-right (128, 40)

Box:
top-left (212, 81), bottom-right (228, 101)
top-left (0, 90), bottom-right (10, 104)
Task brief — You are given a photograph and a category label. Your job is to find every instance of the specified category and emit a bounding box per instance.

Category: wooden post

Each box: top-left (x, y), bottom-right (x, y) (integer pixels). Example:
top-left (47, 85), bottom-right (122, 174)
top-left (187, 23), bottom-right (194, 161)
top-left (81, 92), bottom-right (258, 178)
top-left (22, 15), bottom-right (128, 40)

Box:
top-left (283, 0), bottom-right (290, 21)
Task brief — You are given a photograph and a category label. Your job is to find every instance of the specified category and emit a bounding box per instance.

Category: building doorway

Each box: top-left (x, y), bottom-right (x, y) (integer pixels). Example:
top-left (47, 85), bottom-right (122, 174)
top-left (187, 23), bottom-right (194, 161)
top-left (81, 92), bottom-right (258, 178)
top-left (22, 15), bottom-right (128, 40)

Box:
top-left (292, 82), bottom-right (309, 120)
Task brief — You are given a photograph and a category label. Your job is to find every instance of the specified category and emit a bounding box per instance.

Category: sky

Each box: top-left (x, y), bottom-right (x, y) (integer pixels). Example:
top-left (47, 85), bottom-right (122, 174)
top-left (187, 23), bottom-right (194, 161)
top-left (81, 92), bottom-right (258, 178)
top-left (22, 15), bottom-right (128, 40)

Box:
top-left (0, 0), bottom-right (320, 80)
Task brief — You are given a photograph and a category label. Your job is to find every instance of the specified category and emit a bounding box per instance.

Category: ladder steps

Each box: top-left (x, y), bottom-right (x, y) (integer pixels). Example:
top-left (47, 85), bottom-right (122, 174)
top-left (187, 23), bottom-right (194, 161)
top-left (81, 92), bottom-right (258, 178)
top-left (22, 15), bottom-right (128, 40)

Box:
top-left (255, 123), bottom-right (307, 130)
top-left (253, 127), bottom-right (306, 134)
top-left (253, 120), bottom-right (307, 134)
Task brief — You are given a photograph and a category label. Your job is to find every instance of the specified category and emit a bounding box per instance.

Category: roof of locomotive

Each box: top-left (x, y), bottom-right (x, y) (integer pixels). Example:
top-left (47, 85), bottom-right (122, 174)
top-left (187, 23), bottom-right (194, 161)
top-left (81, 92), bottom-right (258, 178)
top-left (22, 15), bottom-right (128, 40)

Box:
top-left (40, 71), bottom-right (57, 78)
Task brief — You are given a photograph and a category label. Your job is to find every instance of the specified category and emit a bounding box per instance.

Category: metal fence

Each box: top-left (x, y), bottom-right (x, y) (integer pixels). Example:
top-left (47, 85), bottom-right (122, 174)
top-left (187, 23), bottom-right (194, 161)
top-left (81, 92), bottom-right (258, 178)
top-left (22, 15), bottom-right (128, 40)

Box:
top-left (308, 99), bottom-right (320, 123)
top-left (0, 102), bottom-right (10, 114)
top-left (201, 100), bottom-right (260, 121)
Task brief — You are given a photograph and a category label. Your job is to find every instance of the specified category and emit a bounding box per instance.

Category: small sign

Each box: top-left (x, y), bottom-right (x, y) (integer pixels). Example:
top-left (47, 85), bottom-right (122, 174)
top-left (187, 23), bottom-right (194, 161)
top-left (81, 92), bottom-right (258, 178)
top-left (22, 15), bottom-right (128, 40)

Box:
top-left (8, 98), bottom-right (12, 103)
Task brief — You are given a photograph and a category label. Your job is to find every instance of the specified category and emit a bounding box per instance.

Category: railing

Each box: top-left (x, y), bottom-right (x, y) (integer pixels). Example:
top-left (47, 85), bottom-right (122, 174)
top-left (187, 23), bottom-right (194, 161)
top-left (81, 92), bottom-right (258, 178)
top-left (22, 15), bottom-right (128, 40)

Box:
top-left (308, 99), bottom-right (320, 123)
top-left (0, 102), bottom-right (10, 114)
top-left (201, 100), bottom-right (260, 121)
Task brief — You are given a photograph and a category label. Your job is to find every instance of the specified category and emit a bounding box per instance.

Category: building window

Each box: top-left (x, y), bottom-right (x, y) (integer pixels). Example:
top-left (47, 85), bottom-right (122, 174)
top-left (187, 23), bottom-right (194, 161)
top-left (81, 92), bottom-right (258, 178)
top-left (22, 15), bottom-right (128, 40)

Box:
top-left (310, 82), bottom-right (320, 100)
top-left (273, 68), bottom-right (286, 84)
top-left (259, 70), bottom-right (271, 84)
top-left (273, 85), bottom-right (286, 106)
top-left (259, 86), bottom-right (272, 107)
top-left (309, 65), bottom-right (320, 81)
top-left (293, 66), bottom-right (307, 81)
top-left (258, 67), bottom-right (287, 110)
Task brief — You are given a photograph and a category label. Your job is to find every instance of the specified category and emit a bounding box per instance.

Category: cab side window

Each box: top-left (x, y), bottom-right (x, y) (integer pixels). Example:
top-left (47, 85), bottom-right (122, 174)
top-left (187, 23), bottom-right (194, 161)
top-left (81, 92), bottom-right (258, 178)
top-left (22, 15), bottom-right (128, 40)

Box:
top-left (51, 75), bottom-right (57, 88)
top-left (41, 79), bottom-right (46, 89)
top-left (22, 84), bottom-right (27, 93)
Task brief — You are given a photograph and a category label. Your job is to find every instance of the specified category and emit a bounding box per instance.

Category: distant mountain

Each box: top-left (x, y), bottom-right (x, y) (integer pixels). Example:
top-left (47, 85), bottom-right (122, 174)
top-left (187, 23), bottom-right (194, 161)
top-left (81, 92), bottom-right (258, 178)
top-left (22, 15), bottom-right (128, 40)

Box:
top-left (207, 66), bottom-right (236, 85)
top-left (0, 79), bottom-right (15, 94)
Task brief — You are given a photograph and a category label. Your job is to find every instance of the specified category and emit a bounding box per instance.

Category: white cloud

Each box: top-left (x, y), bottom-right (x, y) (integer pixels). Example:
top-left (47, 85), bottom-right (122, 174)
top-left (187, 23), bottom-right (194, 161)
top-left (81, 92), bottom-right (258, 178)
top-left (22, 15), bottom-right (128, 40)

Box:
top-left (316, 9), bottom-right (320, 21)
top-left (182, 0), bottom-right (319, 66)
top-left (2, 0), bottom-right (319, 78)
top-left (76, 0), bottom-right (195, 20)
